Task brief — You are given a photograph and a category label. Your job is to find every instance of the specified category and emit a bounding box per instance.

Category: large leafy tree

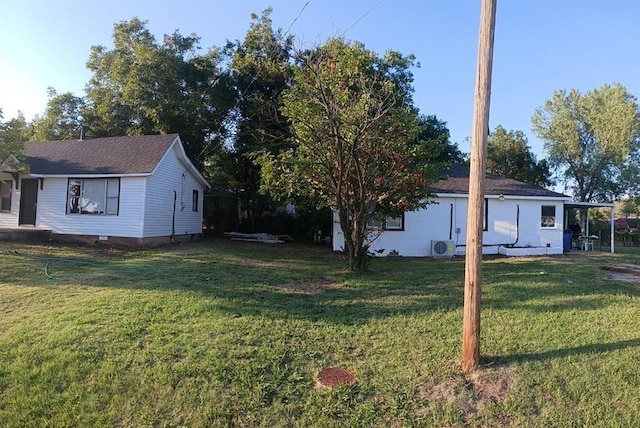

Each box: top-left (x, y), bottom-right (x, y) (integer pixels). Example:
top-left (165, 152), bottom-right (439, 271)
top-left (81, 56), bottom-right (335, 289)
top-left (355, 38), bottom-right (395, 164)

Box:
top-left (0, 109), bottom-right (30, 172)
top-left (258, 39), bottom-right (442, 270)
top-left (207, 9), bottom-right (294, 230)
top-left (618, 196), bottom-right (640, 218)
top-left (532, 83), bottom-right (640, 202)
top-left (417, 115), bottom-right (465, 165)
top-left (31, 88), bottom-right (85, 141)
top-left (487, 125), bottom-right (552, 187)
top-left (83, 18), bottom-right (235, 165)
top-left (229, 9), bottom-right (293, 156)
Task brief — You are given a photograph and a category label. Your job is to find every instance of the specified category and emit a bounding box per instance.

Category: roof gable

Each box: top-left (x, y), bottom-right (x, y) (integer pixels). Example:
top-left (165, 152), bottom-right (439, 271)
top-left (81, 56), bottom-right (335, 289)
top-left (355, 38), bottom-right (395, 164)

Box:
top-left (430, 165), bottom-right (569, 198)
top-left (26, 134), bottom-right (180, 175)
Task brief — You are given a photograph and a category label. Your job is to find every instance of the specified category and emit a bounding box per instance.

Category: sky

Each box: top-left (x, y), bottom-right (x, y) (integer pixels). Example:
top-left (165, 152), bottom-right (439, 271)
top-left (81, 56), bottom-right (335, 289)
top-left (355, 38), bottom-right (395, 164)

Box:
top-left (0, 0), bottom-right (638, 159)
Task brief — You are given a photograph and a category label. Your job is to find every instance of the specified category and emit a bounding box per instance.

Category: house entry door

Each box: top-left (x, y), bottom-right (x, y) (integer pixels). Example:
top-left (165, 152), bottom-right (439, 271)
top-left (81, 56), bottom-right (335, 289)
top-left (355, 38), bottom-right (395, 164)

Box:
top-left (19, 178), bottom-right (38, 226)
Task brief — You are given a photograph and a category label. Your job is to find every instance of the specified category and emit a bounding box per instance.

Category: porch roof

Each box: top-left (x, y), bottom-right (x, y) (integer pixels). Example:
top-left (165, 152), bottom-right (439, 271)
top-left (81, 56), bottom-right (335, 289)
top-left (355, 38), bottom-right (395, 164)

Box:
top-left (564, 201), bottom-right (615, 209)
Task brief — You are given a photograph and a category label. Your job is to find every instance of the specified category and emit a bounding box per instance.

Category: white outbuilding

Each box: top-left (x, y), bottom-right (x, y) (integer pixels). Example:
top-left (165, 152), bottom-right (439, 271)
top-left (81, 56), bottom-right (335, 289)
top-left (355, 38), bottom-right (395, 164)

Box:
top-left (332, 165), bottom-right (597, 257)
top-left (0, 134), bottom-right (209, 246)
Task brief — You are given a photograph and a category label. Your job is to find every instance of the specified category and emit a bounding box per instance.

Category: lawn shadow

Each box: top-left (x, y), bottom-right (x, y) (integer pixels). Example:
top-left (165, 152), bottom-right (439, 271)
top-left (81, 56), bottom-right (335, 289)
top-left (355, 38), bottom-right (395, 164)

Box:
top-left (6, 240), bottom-right (640, 324)
top-left (481, 255), bottom-right (640, 312)
top-left (164, 254), bottom-right (466, 325)
top-left (483, 337), bottom-right (640, 367)
top-left (6, 240), bottom-right (466, 325)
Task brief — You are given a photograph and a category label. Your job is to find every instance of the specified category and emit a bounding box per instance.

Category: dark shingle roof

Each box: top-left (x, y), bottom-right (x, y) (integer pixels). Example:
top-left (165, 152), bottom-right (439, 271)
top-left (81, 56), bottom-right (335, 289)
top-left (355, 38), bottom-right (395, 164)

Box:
top-left (26, 134), bottom-right (179, 175)
top-left (429, 165), bottom-right (569, 198)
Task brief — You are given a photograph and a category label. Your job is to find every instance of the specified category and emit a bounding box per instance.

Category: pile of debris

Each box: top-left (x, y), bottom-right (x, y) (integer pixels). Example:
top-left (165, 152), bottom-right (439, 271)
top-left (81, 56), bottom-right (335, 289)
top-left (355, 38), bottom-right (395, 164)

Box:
top-left (224, 232), bottom-right (292, 244)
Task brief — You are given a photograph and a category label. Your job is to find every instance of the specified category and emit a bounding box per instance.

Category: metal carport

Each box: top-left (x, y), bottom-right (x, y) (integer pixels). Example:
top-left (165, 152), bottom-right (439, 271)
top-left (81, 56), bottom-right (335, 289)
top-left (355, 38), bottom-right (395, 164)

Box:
top-left (564, 201), bottom-right (615, 254)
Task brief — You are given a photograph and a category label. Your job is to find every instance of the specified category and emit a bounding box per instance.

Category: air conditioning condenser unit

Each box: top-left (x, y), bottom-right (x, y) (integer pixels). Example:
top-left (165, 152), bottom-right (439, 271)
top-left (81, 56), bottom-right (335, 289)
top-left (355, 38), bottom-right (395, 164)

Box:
top-left (431, 240), bottom-right (455, 257)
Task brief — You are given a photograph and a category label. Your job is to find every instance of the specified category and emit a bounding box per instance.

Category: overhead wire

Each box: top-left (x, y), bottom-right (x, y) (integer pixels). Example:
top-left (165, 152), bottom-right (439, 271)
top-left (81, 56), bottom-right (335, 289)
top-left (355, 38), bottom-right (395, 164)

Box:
top-left (196, 76), bottom-right (258, 161)
top-left (284, 1), bottom-right (311, 37)
top-left (197, 1), bottom-right (313, 162)
top-left (200, 0), bottom-right (387, 165)
top-left (339, 0), bottom-right (384, 38)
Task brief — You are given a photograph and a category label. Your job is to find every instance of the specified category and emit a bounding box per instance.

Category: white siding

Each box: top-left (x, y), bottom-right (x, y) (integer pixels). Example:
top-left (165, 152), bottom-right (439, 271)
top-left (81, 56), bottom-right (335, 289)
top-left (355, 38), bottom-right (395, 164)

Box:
top-left (0, 174), bottom-right (19, 227)
top-left (143, 143), bottom-right (205, 237)
top-left (36, 176), bottom-right (147, 237)
top-left (332, 195), bottom-right (567, 257)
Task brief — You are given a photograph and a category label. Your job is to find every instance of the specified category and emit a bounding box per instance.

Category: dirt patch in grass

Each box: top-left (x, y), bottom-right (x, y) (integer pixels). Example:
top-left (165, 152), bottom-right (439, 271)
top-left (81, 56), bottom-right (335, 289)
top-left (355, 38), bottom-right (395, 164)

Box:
top-left (219, 255), bottom-right (310, 270)
top-left (315, 367), bottom-right (357, 391)
top-left (467, 366), bottom-right (513, 409)
top-left (101, 246), bottom-right (131, 257)
top-left (419, 365), bottom-right (514, 424)
top-left (277, 277), bottom-right (339, 295)
top-left (600, 264), bottom-right (640, 282)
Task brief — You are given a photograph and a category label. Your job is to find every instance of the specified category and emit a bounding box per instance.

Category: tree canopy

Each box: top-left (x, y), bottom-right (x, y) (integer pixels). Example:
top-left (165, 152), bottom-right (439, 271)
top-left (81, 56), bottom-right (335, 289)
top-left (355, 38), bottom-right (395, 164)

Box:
top-left (487, 125), bottom-right (552, 187)
top-left (205, 9), bottom-right (295, 231)
top-left (258, 38), bottom-right (445, 270)
top-left (0, 109), bottom-right (29, 173)
top-left (83, 17), bottom-right (236, 165)
top-left (618, 196), bottom-right (640, 218)
top-left (31, 88), bottom-right (85, 141)
top-left (416, 115), bottom-right (465, 166)
top-left (532, 83), bottom-right (640, 202)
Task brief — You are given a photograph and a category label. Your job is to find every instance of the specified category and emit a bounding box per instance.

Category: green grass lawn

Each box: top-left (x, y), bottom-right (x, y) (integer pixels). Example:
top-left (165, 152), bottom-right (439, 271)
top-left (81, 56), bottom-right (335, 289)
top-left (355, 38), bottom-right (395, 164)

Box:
top-left (1, 239), bottom-right (639, 427)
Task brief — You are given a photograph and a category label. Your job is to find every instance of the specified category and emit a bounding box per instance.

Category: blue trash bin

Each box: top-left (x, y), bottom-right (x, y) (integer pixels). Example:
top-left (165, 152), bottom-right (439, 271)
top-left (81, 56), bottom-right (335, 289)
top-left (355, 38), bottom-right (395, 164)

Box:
top-left (563, 230), bottom-right (573, 252)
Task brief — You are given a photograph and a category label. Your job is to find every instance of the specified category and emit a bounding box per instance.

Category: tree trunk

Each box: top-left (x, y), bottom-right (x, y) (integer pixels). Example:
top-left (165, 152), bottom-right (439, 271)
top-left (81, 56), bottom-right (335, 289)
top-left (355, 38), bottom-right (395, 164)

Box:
top-left (338, 209), bottom-right (370, 271)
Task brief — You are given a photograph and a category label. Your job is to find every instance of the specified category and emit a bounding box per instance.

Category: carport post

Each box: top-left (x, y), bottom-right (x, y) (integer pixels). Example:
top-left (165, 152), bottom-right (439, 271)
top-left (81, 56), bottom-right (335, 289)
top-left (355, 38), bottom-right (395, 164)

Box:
top-left (585, 208), bottom-right (589, 236)
top-left (610, 207), bottom-right (615, 254)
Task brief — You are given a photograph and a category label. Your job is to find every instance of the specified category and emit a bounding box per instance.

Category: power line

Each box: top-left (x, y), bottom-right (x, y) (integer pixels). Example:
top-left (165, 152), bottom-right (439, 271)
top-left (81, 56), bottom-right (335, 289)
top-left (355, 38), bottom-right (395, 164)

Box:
top-left (339, 0), bottom-right (384, 38)
top-left (198, 4), bottom-right (311, 162)
top-left (197, 76), bottom-right (257, 160)
top-left (285, 1), bottom-right (311, 37)
top-left (198, 0), bottom-right (309, 163)
top-left (198, 1), bottom-right (316, 163)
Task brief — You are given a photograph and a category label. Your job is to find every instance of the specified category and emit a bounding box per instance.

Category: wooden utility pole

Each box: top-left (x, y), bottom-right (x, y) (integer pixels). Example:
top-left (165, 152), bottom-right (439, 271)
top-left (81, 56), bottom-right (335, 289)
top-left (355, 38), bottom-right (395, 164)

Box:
top-left (462, 0), bottom-right (498, 374)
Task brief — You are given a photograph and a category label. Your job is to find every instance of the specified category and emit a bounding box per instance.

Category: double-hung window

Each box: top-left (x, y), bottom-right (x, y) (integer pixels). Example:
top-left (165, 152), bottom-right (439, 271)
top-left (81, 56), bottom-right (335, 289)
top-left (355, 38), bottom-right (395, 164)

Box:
top-left (0, 180), bottom-right (12, 212)
top-left (541, 205), bottom-right (556, 228)
top-left (67, 178), bottom-right (120, 215)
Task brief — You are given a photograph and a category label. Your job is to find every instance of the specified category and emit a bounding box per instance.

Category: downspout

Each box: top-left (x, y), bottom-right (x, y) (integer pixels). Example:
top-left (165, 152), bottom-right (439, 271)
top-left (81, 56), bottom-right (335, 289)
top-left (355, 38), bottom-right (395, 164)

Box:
top-left (449, 203), bottom-right (454, 240)
top-left (172, 190), bottom-right (177, 241)
top-left (511, 204), bottom-right (520, 246)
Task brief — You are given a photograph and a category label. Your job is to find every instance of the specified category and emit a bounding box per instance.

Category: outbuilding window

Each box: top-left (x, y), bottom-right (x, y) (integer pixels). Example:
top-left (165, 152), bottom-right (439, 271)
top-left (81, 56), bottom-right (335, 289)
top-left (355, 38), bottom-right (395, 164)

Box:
top-left (541, 205), bottom-right (556, 228)
top-left (192, 190), bottom-right (199, 212)
top-left (368, 214), bottom-right (404, 231)
top-left (0, 180), bottom-right (12, 212)
top-left (67, 178), bottom-right (120, 215)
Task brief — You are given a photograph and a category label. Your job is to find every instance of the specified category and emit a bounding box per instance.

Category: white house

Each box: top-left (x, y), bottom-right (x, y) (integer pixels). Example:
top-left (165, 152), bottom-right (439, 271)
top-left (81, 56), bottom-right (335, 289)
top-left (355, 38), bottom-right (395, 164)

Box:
top-left (0, 134), bottom-right (210, 246)
top-left (332, 165), bottom-right (574, 257)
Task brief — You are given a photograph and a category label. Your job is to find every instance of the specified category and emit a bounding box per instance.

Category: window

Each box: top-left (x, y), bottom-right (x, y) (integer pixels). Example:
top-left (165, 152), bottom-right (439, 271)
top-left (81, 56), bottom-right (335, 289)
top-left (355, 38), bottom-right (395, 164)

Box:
top-left (67, 178), bottom-right (120, 215)
top-left (541, 205), bottom-right (556, 228)
top-left (368, 214), bottom-right (404, 231)
top-left (192, 189), bottom-right (199, 212)
top-left (0, 180), bottom-right (12, 212)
